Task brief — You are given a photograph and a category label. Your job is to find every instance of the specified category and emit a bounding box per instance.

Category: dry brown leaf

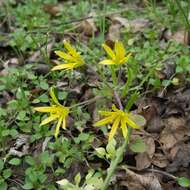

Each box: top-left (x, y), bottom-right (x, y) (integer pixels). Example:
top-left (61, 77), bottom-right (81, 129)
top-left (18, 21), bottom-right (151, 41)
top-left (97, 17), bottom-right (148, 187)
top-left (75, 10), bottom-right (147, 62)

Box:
top-left (135, 152), bottom-right (151, 170)
top-left (110, 15), bottom-right (130, 28)
top-left (163, 28), bottom-right (190, 45)
top-left (119, 168), bottom-right (163, 190)
top-left (77, 13), bottom-right (97, 37)
top-left (152, 153), bottom-right (169, 168)
top-left (130, 18), bottom-right (150, 33)
top-left (43, 4), bottom-right (60, 16)
top-left (160, 117), bottom-right (190, 150)
top-left (107, 23), bottom-right (121, 42)
top-left (166, 143), bottom-right (190, 172)
top-left (8, 134), bottom-right (30, 157)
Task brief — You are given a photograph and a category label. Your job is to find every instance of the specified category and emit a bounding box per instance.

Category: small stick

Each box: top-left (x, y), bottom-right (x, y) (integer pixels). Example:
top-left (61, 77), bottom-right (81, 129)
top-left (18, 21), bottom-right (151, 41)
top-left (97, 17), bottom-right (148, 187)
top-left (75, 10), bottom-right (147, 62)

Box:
top-left (114, 90), bottom-right (123, 110)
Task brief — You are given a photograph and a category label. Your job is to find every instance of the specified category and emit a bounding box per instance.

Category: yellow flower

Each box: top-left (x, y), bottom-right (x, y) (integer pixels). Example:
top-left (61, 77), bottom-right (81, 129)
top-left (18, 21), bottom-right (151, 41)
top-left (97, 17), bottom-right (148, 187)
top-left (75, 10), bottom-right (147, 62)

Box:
top-left (34, 87), bottom-right (70, 138)
top-left (99, 41), bottom-right (131, 65)
top-left (51, 41), bottom-right (85, 71)
top-left (94, 105), bottom-right (145, 141)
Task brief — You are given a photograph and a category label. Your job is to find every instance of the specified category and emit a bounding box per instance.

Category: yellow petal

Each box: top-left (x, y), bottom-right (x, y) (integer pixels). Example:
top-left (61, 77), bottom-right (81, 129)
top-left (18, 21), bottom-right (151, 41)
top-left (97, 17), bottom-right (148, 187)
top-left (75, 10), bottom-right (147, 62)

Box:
top-left (109, 116), bottom-right (120, 141)
top-left (99, 59), bottom-right (115, 65)
top-left (111, 104), bottom-right (120, 112)
top-left (54, 117), bottom-right (63, 138)
top-left (34, 107), bottom-right (56, 113)
top-left (62, 118), bottom-right (66, 129)
top-left (115, 41), bottom-right (126, 59)
top-left (99, 110), bottom-right (114, 116)
top-left (40, 114), bottom-right (58, 126)
top-left (102, 43), bottom-right (116, 59)
top-left (51, 63), bottom-right (75, 71)
top-left (54, 51), bottom-right (74, 61)
top-left (94, 114), bottom-right (117, 126)
top-left (125, 114), bottom-right (140, 129)
top-left (50, 87), bottom-right (61, 106)
top-left (120, 53), bottom-right (132, 64)
top-left (120, 117), bottom-right (128, 139)
top-left (63, 41), bottom-right (79, 57)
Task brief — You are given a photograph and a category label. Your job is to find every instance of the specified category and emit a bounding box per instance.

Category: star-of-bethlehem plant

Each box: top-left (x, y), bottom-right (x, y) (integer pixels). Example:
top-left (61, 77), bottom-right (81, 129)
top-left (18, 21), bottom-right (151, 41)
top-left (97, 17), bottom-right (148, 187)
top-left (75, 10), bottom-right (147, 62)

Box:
top-left (34, 40), bottom-right (145, 190)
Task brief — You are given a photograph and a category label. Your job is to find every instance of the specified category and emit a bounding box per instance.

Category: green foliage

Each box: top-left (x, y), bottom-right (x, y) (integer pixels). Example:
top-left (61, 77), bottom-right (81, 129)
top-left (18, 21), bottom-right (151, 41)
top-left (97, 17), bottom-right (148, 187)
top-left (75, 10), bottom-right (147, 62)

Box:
top-left (130, 137), bottom-right (147, 153)
top-left (177, 177), bottom-right (190, 188)
top-left (1, 0), bottom-right (190, 189)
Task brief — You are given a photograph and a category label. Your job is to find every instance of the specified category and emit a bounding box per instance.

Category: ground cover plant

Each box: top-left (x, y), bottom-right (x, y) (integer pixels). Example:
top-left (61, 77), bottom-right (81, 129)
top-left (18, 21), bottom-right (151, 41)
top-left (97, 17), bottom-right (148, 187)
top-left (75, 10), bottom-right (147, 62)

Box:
top-left (0, 0), bottom-right (190, 189)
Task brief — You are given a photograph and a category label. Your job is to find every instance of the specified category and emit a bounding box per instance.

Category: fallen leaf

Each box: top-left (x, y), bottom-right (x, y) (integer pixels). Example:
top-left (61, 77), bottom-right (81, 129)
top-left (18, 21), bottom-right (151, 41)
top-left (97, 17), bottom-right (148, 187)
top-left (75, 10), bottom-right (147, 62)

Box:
top-left (166, 143), bottom-right (190, 173)
top-left (43, 4), bottom-right (60, 16)
top-left (117, 167), bottom-right (162, 190)
top-left (107, 23), bottom-right (121, 42)
top-left (130, 18), bottom-right (150, 33)
top-left (163, 28), bottom-right (190, 45)
top-left (152, 153), bottom-right (169, 168)
top-left (160, 117), bottom-right (190, 150)
top-left (77, 12), bottom-right (97, 37)
top-left (135, 152), bottom-right (151, 170)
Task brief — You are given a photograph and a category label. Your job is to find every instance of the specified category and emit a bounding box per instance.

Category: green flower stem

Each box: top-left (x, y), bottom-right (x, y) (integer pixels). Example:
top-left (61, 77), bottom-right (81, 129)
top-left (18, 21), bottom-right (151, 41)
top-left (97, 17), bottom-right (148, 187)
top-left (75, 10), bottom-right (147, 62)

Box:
top-left (110, 66), bottom-right (118, 87)
top-left (101, 128), bottom-right (132, 190)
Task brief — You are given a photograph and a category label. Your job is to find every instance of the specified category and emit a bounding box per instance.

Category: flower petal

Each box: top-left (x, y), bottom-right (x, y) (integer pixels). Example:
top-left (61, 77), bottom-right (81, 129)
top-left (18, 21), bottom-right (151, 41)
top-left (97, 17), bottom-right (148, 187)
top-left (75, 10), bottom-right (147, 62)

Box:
top-left (125, 114), bottom-right (140, 129)
top-left (62, 118), bottom-right (66, 129)
top-left (34, 107), bottom-right (56, 113)
top-left (51, 63), bottom-right (75, 71)
top-left (115, 41), bottom-right (126, 60)
top-left (54, 117), bottom-right (63, 138)
top-left (54, 51), bottom-right (74, 61)
top-left (50, 87), bottom-right (61, 106)
top-left (94, 114), bottom-right (117, 127)
top-left (120, 53), bottom-right (132, 64)
top-left (99, 110), bottom-right (114, 116)
top-left (109, 116), bottom-right (120, 141)
top-left (111, 104), bottom-right (120, 112)
top-left (120, 117), bottom-right (128, 139)
top-left (99, 59), bottom-right (115, 65)
top-left (40, 114), bottom-right (58, 126)
top-left (102, 43), bottom-right (116, 59)
top-left (63, 41), bottom-right (79, 57)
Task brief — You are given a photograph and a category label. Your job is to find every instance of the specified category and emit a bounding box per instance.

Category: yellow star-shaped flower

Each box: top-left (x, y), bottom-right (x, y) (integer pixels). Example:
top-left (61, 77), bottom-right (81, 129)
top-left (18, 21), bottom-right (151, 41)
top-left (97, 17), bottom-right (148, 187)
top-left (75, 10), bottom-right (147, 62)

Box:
top-left (100, 41), bottom-right (131, 65)
top-left (52, 41), bottom-right (85, 71)
top-left (94, 105), bottom-right (145, 141)
top-left (34, 87), bottom-right (70, 138)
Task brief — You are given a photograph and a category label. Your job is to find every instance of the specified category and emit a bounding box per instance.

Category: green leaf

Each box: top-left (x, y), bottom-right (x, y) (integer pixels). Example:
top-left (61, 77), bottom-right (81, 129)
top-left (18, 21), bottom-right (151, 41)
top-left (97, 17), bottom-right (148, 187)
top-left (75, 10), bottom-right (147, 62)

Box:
top-left (177, 177), bottom-right (190, 187)
top-left (8, 158), bottom-right (21, 166)
top-left (25, 156), bottom-right (36, 166)
top-left (0, 159), bottom-right (4, 170)
top-left (22, 183), bottom-right (33, 190)
top-left (106, 138), bottom-right (116, 159)
top-left (40, 81), bottom-right (49, 90)
top-left (122, 68), bottom-right (134, 97)
top-left (95, 147), bottom-right (106, 158)
top-left (0, 182), bottom-right (7, 190)
top-left (16, 111), bottom-right (28, 121)
top-left (2, 130), bottom-right (10, 137)
top-left (130, 137), bottom-right (147, 153)
top-left (9, 129), bottom-right (18, 137)
top-left (74, 173), bottom-right (81, 186)
top-left (3, 169), bottom-right (12, 179)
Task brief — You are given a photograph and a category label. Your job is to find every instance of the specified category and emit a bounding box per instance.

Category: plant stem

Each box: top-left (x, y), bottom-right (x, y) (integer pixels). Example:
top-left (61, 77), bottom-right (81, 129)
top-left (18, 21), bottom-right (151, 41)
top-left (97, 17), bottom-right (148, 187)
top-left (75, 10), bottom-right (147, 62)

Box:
top-left (174, 0), bottom-right (190, 31)
top-left (110, 66), bottom-right (117, 87)
top-left (101, 134), bottom-right (129, 190)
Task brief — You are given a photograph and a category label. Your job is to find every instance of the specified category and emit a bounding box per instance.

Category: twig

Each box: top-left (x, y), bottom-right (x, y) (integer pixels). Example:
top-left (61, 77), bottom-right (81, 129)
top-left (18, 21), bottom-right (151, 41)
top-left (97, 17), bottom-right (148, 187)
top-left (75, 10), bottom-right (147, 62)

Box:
top-left (121, 165), bottom-right (177, 180)
top-left (114, 90), bottom-right (123, 110)
top-left (69, 96), bottom-right (103, 108)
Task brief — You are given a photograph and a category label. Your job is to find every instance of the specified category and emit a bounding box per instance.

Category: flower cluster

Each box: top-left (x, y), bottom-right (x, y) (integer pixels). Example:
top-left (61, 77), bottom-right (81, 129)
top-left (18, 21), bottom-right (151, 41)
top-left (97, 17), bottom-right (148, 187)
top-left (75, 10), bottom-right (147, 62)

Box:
top-left (34, 40), bottom-right (143, 140)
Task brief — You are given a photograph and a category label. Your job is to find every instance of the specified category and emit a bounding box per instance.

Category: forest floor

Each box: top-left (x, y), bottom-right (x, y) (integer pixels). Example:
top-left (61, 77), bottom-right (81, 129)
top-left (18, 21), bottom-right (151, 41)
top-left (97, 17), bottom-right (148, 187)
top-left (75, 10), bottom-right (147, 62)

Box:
top-left (0, 0), bottom-right (190, 189)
